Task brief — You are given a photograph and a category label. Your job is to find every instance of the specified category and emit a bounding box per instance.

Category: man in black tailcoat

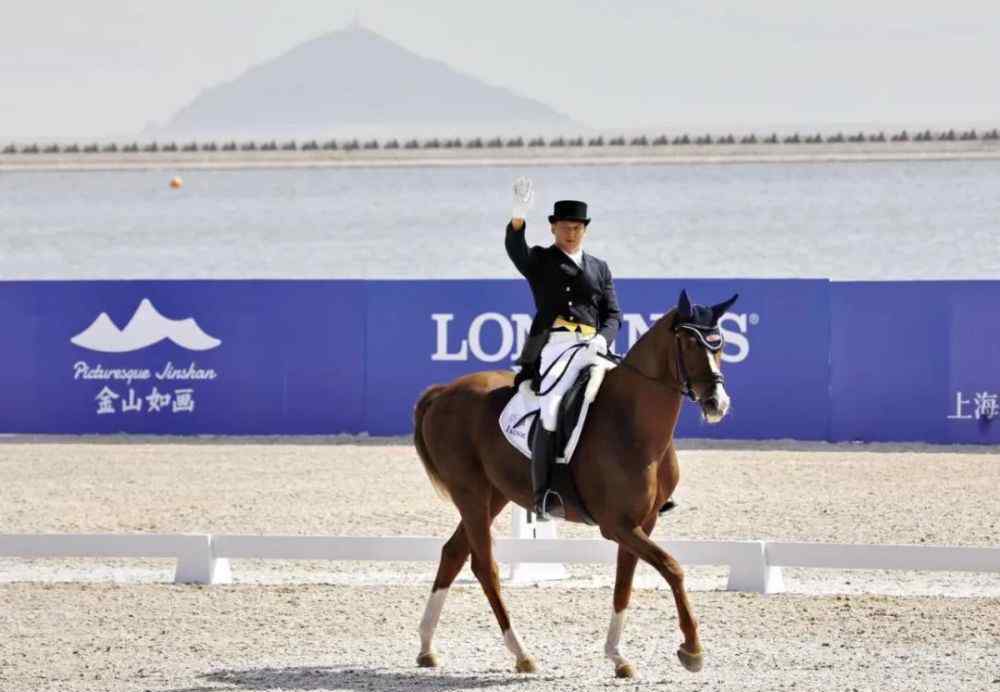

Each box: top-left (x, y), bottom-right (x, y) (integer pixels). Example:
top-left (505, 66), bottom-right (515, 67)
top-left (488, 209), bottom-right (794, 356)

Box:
top-left (505, 178), bottom-right (622, 518)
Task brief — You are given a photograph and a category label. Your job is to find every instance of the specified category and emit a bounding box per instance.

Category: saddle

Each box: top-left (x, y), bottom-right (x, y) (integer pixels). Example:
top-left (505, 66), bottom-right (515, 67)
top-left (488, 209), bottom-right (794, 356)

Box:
top-left (500, 354), bottom-right (678, 523)
top-left (530, 385), bottom-right (679, 522)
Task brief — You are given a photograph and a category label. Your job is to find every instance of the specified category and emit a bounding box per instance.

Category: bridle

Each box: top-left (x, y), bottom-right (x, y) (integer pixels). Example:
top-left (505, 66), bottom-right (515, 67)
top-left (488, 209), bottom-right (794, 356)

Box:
top-left (619, 321), bottom-right (726, 403)
top-left (673, 322), bottom-right (725, 402)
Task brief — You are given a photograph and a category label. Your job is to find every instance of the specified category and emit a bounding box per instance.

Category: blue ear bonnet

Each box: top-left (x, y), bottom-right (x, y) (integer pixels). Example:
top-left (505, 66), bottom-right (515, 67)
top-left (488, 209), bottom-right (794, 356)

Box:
top-left (687, 304), bottom-right (716, 329)
top-left (674, 290), bottom-right (738, 353)
top-left (676, 322), bottom-right (724, 352)
top-left (676, 305), bottom-right (724, 352)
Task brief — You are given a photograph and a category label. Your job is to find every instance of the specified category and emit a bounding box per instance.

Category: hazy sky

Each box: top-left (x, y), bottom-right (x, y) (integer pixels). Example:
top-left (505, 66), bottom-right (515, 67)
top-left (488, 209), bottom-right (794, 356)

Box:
top-left (3, 0), bottom-right (999, 138)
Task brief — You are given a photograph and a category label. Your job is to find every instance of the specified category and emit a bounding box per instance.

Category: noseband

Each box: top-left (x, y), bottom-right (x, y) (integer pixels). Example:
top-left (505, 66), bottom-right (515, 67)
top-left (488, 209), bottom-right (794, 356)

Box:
top-left (674, 323), bottom-right (725, 402)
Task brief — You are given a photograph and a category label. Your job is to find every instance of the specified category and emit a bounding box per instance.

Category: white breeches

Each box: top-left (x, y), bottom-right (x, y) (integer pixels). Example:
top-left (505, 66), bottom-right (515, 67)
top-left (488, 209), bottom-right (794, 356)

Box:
top-left (537, 332), bottom-right (596, 431)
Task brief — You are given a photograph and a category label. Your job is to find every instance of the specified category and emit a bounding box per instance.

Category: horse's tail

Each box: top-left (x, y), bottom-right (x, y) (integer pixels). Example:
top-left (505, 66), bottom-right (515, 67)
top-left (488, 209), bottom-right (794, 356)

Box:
top-left (414, 383), bottom-right (451, 502)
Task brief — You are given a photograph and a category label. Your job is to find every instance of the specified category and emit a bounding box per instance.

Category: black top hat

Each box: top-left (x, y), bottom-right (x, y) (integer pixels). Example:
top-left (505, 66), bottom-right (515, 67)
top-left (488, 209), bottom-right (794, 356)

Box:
top-left (548, 200), bottom-right (590, 226)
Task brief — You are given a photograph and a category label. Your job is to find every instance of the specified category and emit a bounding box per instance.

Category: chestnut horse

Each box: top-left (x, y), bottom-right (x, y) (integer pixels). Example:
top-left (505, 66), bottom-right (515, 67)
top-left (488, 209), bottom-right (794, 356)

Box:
top-left (413, 290), bottom-right (737, 678)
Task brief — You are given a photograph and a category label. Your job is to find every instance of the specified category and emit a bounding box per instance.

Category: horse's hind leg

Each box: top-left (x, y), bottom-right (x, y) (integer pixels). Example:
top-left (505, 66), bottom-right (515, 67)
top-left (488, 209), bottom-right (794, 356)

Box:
top-left (611, 525), bottom-right (703, 673)
top-left (416, 523), bottom-right (468, 667)
top-left (605, 513), bottom-right (658, 679)
top-left (456, 492), bottom-right (536, 674)
top-left (416, 492), bottom-right (509, 668)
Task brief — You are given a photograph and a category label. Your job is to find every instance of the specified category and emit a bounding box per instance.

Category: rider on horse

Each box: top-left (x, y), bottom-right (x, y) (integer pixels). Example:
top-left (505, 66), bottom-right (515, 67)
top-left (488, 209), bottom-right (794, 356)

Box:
top-left (506, 180), bottom-right (622, 519)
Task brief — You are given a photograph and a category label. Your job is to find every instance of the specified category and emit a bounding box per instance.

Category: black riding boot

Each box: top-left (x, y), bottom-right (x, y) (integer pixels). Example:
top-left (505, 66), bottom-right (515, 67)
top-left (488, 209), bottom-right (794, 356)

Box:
top-left (530, 426), bottom-right (557, 520)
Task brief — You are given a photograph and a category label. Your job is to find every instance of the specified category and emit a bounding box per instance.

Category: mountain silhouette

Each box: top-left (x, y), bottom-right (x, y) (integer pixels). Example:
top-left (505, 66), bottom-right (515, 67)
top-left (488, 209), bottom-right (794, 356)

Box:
top-left (71, 298), bottom-right (221, 353)
top-left (160, 25), bottom-right (577, 138)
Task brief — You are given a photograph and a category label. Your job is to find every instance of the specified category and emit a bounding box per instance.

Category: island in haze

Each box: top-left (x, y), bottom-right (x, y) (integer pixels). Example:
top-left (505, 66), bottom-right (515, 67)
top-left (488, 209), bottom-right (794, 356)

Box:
top-left (158, 24), bottom-right (578, 139)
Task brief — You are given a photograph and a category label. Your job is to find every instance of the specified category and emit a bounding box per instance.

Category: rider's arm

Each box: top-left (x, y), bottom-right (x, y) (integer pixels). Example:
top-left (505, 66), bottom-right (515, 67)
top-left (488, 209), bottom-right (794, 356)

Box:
top-left (505, 220), bottom-right (540, 280)
top-left (597, 263), bottom-right (622, 347)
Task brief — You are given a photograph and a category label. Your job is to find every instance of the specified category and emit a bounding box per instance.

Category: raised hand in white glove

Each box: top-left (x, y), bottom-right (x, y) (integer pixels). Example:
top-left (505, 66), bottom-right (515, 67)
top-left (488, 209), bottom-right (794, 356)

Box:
top-left (587, 334), bottom-right (609, 356)
top-left (511, 176), bottom-right (534, 221)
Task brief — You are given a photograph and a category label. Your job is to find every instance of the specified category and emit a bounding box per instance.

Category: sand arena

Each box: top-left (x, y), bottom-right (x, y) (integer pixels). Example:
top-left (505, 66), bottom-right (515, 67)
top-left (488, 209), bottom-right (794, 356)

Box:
top-left (1, 435), bottom-right (998, 691)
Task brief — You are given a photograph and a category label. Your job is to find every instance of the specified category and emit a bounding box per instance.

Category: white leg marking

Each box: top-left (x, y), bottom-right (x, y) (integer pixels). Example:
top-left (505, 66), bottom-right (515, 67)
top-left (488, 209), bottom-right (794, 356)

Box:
top-left (605, 609), bottom-right (629, 668)
top-left (418, 588), bottom-right (449, 656)
top-left (503, 626), bottom-right (529, 662)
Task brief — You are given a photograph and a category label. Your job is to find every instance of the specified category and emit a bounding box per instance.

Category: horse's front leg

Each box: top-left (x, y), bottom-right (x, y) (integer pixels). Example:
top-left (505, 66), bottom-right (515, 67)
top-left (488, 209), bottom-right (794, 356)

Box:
top-left (605, 513), bottom-right (658, 678)
top-left (611, 523), bottom-right (703, 673)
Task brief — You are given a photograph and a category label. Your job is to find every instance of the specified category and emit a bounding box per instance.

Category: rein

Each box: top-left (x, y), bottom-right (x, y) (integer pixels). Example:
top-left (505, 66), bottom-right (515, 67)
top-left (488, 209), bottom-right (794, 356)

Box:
top-left (536, 343), bottom-right (588, 396)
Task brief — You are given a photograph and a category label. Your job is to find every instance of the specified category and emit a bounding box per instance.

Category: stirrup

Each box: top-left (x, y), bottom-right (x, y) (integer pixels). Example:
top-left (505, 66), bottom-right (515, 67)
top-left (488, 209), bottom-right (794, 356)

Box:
top-left (535, 489), bottom-right (563, 521)
top-left (532, 496), bottom-right (550, 521)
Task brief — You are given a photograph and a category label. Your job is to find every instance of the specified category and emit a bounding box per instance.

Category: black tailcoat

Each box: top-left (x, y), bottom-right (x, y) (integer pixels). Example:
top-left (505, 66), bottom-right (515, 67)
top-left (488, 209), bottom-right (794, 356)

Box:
top-left (505, 221), bottom-right (622, 369)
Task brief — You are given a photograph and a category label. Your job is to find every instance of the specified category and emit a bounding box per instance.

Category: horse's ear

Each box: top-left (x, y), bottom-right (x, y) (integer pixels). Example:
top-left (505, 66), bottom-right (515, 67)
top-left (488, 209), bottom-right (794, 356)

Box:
top-left (711, 293), bottom-right (739, 324)
top-left (677, 289), bottom-right (692, 321)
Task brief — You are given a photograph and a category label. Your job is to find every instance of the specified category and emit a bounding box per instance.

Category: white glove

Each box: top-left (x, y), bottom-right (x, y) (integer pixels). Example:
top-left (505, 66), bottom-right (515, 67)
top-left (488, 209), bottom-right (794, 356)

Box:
top-left (511, 176), bottom-right (534, 220)
top-left (587, 334), bottom-right (608, 356)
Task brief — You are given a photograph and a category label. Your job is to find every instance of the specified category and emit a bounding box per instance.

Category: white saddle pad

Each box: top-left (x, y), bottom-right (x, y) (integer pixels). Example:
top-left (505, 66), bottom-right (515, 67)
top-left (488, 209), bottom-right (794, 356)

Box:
top-left (499, 357), bottom-right (616, 464)
top-left (498, 384), bottom-right (539, 459)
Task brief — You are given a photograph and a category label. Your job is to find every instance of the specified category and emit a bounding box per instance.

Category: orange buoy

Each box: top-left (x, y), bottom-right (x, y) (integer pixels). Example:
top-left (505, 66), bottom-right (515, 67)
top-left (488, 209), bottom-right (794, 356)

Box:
top-left (169, 176), bottom-right (183, 189)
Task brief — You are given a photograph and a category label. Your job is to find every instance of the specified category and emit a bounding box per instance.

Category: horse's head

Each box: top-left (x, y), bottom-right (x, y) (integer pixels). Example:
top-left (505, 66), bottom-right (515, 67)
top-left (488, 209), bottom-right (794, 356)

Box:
top-left (673, 289), bottom-right (738, 423)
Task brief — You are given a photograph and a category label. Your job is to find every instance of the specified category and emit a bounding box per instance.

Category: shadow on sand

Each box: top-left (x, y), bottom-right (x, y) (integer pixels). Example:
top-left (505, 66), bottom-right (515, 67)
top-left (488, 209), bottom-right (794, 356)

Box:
top-left (169, 664), bottom-right (534, 692)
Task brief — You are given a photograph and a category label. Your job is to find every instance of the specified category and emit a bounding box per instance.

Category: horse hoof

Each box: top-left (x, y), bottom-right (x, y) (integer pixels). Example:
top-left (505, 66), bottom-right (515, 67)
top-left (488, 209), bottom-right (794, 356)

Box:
top-left (515, 657), bottom-right (537, 674)
top-left (677, 646), bottom-right (704, 672)
top-left (416, 652), bottom-right (439, 668)
top-left (615, 663), bottom-right (636, 678)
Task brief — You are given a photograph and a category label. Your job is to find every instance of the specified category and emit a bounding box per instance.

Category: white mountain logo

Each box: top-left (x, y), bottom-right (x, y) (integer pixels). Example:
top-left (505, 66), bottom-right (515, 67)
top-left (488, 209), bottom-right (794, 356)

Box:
top-left (71, 298), bottom-right (222, 353)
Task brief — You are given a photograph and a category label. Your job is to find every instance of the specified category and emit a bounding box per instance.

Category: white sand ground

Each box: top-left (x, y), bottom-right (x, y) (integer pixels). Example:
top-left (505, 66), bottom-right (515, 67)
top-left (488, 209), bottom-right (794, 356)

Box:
top-left (0, 435), bottom-right (998, 691)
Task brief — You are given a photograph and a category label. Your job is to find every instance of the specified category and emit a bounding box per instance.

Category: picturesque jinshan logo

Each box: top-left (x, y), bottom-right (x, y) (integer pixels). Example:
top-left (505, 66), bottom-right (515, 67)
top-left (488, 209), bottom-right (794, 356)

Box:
top-left (70, 298), bottom-right (221, 416)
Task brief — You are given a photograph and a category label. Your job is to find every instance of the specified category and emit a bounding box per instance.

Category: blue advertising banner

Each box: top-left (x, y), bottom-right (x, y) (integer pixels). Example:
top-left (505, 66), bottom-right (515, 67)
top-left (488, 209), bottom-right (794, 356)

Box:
top-left (2, 279), bottom-right (995, 443)
top-left (365, 280), bottom-right (531, 435)
top-left (0, 281), bottom-right (366, 434)
top-left (365, 278), bottom-right (831, 439)
top-left (830, 281), bottom-right (1000, 444)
